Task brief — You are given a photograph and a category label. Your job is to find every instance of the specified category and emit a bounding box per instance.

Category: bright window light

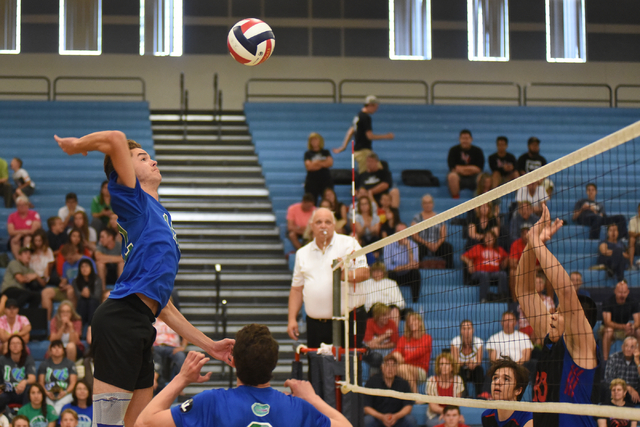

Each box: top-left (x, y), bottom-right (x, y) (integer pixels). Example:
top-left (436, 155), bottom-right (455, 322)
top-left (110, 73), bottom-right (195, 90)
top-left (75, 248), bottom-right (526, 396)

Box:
top-left (0, 0), bottom-right (20, 54)
top-left (545, 0), bottom-right (586, 63)
top-left (59, 0), bottom-right (102, 55)
top-left (467, 0), bottom-right (509, 62)
top-left (389, 0), bottom-right (431, 60)
top-left (140, 0), bottom-right (183, 57)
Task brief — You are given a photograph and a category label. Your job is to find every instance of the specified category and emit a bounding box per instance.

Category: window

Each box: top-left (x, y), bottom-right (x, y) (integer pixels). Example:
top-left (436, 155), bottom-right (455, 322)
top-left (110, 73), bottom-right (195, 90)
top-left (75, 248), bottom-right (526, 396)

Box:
top-left (140, 0), bottom-right (183, 56)
top-left (545, 0), bottom-right (586, 63)
top-left (389, 0), bottom-right (431, 60)
top-left (59, 0), bottom-right (102, 55)
top-left (467, 0), bottom-right (509, 62)
top-left (0, 0), bottom-right (20, 54)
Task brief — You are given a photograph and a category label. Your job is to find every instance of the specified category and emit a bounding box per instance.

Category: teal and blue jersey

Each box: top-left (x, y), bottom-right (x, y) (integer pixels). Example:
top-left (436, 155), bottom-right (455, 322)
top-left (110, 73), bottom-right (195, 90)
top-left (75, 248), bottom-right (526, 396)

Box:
top-left (108, 172), bottom-right (180, 316)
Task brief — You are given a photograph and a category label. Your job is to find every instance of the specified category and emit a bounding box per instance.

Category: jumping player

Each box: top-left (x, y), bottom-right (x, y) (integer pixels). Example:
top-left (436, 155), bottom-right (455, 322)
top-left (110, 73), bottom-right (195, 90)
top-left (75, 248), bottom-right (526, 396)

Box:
top-left (55, 131), bottom-right (234, 427)
top-left (481, 357), bottom-right (532, 427)
top-left (515, 204), bottom-right (599, 427)
top-left (135, 324), bottom-right (351, 427)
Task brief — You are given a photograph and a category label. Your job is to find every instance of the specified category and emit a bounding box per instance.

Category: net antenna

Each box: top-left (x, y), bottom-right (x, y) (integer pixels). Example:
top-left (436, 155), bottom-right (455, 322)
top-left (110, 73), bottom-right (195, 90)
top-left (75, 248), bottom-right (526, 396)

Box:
top-left (339, 119), bottom-right (640, 419)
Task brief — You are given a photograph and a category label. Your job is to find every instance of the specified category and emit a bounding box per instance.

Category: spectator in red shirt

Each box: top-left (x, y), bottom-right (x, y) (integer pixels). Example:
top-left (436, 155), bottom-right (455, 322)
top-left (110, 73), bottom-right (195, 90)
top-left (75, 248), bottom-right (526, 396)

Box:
top-left (434, 406), bottom-right (470, 427)
top-left (364, 303), bottom-right (399, 352)
top-left (509, 225), bottom-right (530, 296)
top-left (462, 231), bottom-right (508, 302)
top-left (286, 193), bottom-right (316, 250)
top-left (391, 312), bottom-right (432, 393)
top-left (7, 196), bottom-right (41, 259)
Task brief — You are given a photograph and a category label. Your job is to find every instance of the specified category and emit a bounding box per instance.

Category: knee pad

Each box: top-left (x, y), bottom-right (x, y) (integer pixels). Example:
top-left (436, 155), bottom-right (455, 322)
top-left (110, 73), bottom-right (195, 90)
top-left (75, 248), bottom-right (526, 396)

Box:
top-left (93, 392), bottom-right (132, 427)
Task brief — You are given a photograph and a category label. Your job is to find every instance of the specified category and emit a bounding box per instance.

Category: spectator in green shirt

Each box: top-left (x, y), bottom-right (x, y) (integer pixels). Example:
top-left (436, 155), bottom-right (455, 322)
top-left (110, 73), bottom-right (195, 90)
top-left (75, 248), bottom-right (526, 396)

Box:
top-left (0, 157), bottom-right (11, 208)
top-left (90, 180), bottom-right (111, 232)
top-left (17, 383), bottom-right (57, 427)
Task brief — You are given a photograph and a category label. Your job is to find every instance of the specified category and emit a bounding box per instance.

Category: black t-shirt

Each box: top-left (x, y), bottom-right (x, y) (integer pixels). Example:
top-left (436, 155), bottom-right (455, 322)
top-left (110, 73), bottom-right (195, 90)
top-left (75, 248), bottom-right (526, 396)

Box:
top-left (597, 400), bottom-right (634, 427)
top-left (363, 374), bottom-right (413, 414)
top-left (472, 216), bottom-right (498, 235)
top-left (516, 152), bottom-right (547, 174)
top-left (574, 199), bottom-right (606, 216)
top-left (47, 230), bottom-right (68, 252)
top-left (358, 169), bottom-right (392, 197)
top-left (353, 111), bottom-right (373, 151)
top-left (603, 295), bottom-right (639, 325)
top-left (304, 149), bottom-right (333, 186)
top-left (447, 145), bottom-right (485, 171)
top-left (488, 152), bottom-right (517, 176)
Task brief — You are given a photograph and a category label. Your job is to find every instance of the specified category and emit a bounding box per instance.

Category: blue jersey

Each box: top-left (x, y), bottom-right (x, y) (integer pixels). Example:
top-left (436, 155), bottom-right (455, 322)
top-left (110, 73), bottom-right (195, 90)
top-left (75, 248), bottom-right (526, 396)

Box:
top-left (171, 386), bottom-right (331, 427)
top-left (482, 409), bottom-right (532, 427)
top-left (60, 403), bottom-right (92, 427)
top-left (108, 172), bottom-right (180, 315)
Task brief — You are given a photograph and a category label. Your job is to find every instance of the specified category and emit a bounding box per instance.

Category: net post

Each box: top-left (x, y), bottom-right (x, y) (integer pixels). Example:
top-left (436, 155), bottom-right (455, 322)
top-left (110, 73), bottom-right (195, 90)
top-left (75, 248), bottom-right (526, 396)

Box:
top-left (332, 259), bottom-right (342, 349)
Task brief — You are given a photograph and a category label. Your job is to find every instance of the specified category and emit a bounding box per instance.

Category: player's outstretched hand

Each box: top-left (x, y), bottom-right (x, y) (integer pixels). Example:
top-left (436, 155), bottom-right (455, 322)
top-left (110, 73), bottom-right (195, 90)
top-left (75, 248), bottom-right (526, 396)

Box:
top-left (177, 351), bottom-right (212, 386)
top-left (528, 202), bottom-right (549, 244)
top-left (54, 135), bottom-right (87, 156)
top-left (209, 338), bottom-right (235, 367)
top-left (285, 379), bottom-right (318, 403)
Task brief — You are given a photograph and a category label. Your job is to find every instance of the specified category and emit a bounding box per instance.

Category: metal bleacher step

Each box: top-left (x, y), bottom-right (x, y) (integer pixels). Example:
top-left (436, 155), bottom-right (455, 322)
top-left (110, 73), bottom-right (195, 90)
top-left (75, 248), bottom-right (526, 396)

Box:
top-left (161, 200), bottom-right (273, 212)
top-left (156, 154), bottom-right (259, 163)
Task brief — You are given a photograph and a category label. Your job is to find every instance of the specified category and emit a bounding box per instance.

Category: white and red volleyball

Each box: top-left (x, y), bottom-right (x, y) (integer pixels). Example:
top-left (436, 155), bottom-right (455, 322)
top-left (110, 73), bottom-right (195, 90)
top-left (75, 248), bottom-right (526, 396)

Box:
top-left (227, 18), bottom-right (275, 66)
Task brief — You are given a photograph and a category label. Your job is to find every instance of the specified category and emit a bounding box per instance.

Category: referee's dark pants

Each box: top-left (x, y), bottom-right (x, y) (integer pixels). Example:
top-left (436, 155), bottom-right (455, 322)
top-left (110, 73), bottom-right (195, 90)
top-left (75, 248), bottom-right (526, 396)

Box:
top-left (306, 306), bottom-right (367, 349)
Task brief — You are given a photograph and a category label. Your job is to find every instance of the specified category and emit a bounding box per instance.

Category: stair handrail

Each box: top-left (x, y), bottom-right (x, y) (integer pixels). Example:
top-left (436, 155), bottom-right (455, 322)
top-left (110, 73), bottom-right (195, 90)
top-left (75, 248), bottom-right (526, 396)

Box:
top-left (245, 78), bottom-right (337, 102)
top-left (524, 82), bottom-right (612, 107)
top-left (431, 80), bottom-right (521, 106)
top-left (614, 84), bottom-right (640, 108)
top-left (52, 76), bottom-right (146, 101)
top-left (0, 76), bottom-right (51, 101)
top-left (339, 79), bottom-right (428, 104)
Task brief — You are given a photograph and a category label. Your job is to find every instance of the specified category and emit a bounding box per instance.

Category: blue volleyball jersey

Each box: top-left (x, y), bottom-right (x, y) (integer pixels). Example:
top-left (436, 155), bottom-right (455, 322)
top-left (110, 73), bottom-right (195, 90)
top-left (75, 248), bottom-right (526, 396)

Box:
top-left (482, 409), bottom-right (532, 427)
top-left (108, 172), bottom-right (180, 315)
top-left (171, 386), bottom-right (331, 427)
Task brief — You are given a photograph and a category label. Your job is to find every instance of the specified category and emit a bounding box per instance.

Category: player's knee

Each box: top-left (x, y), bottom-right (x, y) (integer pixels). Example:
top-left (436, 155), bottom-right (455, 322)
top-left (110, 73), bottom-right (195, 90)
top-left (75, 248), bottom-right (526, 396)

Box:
top-left (94, 392), bottom-right (133, 427)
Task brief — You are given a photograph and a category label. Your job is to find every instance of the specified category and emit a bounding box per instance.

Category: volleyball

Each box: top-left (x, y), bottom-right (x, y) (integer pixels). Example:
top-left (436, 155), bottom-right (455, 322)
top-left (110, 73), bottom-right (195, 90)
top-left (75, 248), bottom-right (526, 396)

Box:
top-left (227, 18), bottom-right (275, 66)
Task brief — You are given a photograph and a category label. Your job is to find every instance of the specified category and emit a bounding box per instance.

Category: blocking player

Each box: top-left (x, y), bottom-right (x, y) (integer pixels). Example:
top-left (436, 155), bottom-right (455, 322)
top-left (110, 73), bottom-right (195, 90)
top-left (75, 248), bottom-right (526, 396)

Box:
top-left (135, 324), bottom-right (351, 427)
top-left (481, 357), bottom-right (532, 427)
top-left (55, 131), bottom-right (234, 427)
top-left (515, 204), bottom-right (599, 427)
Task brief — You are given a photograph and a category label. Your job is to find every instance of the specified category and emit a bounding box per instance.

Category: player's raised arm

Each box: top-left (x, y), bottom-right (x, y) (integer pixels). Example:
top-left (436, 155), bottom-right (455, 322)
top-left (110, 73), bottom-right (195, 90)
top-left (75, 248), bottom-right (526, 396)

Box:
top-left (55, 130), bottom-right (136, 188)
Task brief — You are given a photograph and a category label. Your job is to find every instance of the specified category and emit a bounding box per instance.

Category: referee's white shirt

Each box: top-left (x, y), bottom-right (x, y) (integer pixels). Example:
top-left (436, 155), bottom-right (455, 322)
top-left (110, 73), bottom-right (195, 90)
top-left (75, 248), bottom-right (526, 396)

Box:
top-left (292, 233), bottom-right (368, 319)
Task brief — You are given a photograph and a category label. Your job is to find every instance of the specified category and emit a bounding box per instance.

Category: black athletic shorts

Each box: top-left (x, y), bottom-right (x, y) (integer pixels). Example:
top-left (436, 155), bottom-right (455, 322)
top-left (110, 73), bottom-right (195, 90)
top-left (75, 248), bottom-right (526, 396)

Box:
top-left (459, 173), bottom-right (478, 191)
top-left (91, 294), bottom-right (157, 391)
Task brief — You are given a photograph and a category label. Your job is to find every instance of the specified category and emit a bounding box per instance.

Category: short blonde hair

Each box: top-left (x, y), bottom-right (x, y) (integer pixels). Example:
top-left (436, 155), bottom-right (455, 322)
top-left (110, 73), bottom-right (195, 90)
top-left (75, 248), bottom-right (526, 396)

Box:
top-left (371, 303), bottom-right (390, 322)
top-left (15, 195), bottom-right (29, 205)
top-left (610, 378), bottom-right (628, 390)
top-left (307, 132), bottom-right (325, 150)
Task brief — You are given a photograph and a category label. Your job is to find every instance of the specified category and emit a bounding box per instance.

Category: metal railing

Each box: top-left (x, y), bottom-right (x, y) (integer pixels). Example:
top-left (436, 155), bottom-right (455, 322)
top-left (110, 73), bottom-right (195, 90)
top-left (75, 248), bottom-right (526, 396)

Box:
top-left (179, 73), bottom-right (189, 142)
top-left (214, 73), bottom-right (223, 140)
top-left (0, 76), bottom-right (51, 100)
top-left (614, 84), bottom-right (640, 108)
top-left (338, 79), bottom-right (428, 104)
top-left (245, 78), bottom-right (337, 102)
top-left (431, 81), bottom-right (521, 106)
top-left (53, 76), bottom-right (146, 101)
top-left (524, 82), bottom-right (612, 107)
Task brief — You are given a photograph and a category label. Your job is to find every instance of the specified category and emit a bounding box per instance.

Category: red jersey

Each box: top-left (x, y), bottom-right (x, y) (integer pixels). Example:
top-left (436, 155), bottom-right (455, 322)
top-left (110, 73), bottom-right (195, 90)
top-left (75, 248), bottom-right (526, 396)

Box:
top-left (393, 333), bottom-right (432, 372)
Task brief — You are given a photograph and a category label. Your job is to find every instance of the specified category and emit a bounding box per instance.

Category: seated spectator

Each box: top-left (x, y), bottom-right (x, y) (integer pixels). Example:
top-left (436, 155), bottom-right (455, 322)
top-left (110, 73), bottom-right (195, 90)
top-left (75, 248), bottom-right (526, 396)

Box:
top-left (376, 193), bottom-right (393, 224)
top-left (17, 383), bottom-right (57, 427)
top-left (362, 262), bottom-right (405, 314)
top-left (46, 216), bottom-right (68, 256)
top-left (90, 180), bottom-right (111, 233)
top-left (573, 183), bottom-right (628, 240)
top-left (29, 229), bottom-right (54, 286)
top-left (597, 223), bottom-right (628, 281)
top-left (508, 225), bottom-right (531, 297)
top-left (106, 212), bottom-right (122, 243)
top-left (461, 231), bottom-right (509, 302)
top-left (474, 172), bottom-right (493, 197)
top-left (569, 270), bottom-right (590, 297)
top-left (434, 406), bottom-right (470, 427)
top-left (321, 188), bottom-right (348, 232)
top-left (383, 223), bottom-right (420, 303)
top-left (94, 228), bottom-right (123, 289)
top-left (380, 208), bottom-right (399, 239)
top-left (597, 378), bottom-right (637, 427)
top-left (425, 353), bottom-right (465, 427)
top-left (69, 212), bottom-right (96, 253)
top-left (54, 229), bottom-right (93, 280)
top-left (0, 156), bottom-right (12, 208)
top-left (58, 193), bottom-right (85, 231)
top-left (59, 379), bottom-right (92, 427)
top-left (43, 244), bottom-right (90, 320)
top-left (391, 312), bottom-right (432, 393)
top-left (604, 337), bottom-right (640, 405)
top-left (11, 414), bottom-right (29, 427)
top-left (517, 273), bottom-right (554, 345)
top-left (0, 335), bottom-right (36, 414)
top-left (48, 301), bottom-right (84, 361)
top-left (466, 202), bottom-right (499, 249)
top-left (303, 132), bottom-right (333, 204)
top-left (447, 129), bottom-right (484, 199)
top-left (363, 303), bottom-right (399, 358)
top-left (10, 158), bottom-right (35, 199)
top-left (389, 305), bottom-right (402, 333)
top-left (38, 340), bottom-right (77, 415)
top-left (7, 196), bottom-right (41, 259)
top-left (411, 194), bottom-right (454, 268)
top-left (286, 193), bottom-right (316, 250)
top-left (509, 201), bottom-right (539, 245)
top-left (601, 280), bottom-right (640, 361)
top-left (481, 357), bottom-right (532, 427)
top-left (363, 354), bottom-right (417, 427)
top-left (450, 319), bottom-right (484, 398)
top-left (60, 409), bottom-right (79, 427)
top-left (1, 247), bottom-right (42, 309)
top-left (516, 136), bottom-right (547, 175)
top-left (0, 299), bottom-right (31, 351)
top-left (516, 181), bottom-right (546, 216)
top-left (358, 153), bottom-right (400, 208)
top-left (355, 196), bottom-right (380, 246)
top-left (488, 136), bottom-right (518, 189)
top-left (153, 317), bottom-right (187, 390)
top-left (348, 187), bottom-right (379, 221)
top-left (486, 311), bottom-right (533, 366)
top-left (71, 259), bottom-right (102, 325)
top-left (629, 202), bottom-right (640, 271)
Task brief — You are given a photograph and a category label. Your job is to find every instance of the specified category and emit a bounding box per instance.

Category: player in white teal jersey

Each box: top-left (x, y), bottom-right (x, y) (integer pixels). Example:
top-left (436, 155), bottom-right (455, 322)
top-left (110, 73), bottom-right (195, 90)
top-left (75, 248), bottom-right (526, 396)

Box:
top-left (56, 131), bottom-right (234, 427)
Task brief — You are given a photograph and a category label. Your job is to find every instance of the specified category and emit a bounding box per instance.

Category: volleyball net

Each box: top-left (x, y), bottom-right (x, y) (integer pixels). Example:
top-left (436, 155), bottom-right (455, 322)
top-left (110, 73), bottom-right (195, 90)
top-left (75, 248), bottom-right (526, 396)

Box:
top-left (339, 120), bottom-right (640, 420)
